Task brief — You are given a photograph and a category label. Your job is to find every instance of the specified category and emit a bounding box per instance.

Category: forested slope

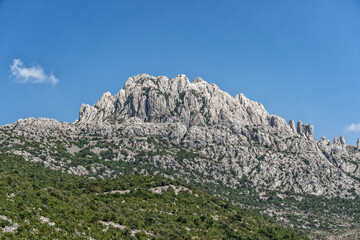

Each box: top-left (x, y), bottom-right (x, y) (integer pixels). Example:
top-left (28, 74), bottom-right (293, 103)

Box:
top-left (0, 153), bottom-right (308, 239)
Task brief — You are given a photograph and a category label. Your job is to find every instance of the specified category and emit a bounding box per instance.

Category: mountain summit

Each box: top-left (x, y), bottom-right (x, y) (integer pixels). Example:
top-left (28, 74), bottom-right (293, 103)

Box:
top-left (78, 73), bottom-right (317, 145)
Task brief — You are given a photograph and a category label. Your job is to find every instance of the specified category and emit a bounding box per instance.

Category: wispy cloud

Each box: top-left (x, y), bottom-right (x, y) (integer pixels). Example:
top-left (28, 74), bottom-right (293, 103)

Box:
top-left (10, 59), bottom-right (58, 85)
top-left (346, 123), bottom-right (360, 132)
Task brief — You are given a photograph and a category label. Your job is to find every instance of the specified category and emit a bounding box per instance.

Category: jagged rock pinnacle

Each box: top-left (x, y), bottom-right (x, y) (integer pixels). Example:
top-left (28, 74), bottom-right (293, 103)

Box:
top-left (340, 136), bottom-right (347, 147)
top-left (289, 120), bottom-right (296, 132)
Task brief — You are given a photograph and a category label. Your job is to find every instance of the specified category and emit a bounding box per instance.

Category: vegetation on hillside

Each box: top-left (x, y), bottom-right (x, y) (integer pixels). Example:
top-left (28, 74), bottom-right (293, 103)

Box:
top-left (0, 153), bottom-right (309, 239)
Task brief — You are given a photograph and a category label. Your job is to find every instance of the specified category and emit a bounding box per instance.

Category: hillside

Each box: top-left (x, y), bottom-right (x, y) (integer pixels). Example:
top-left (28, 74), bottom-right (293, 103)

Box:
top-left (0, 153), bottom-right (308, 239)
top-left (1, 74), bottom-right (360, 239)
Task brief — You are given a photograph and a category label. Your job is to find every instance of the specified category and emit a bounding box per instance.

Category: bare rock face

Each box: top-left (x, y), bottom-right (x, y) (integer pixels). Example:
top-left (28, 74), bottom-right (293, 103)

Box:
top-left (304, 124), bottom-right (315, 140)
top-left (333, 137), bottom-right (341, 145)
top-left (79, 92), bottom-right (115, 122)
top-left (297, 120), bottom-right (305, 136)
top-left (2, 73), bottom-right (360, 199)
top-left (340, 136), bottom-right (347, 147)
top-left (296, 121), bottom-right (314, 140)
top-left (289, 120), bottom-right (297, 132)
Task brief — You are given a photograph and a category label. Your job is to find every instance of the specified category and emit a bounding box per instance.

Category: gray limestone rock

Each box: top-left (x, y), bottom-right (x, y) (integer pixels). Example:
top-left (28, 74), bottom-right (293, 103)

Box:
top-left (340, 136), bottom-right (347, 147)
top-left (304, 124), bottom-right (315, 140)
top-left (289, 120), bottom-right (296, 132)
top-left (297, 121), bottom-right (305, 136)
top-left (333, 137), bottom-right (341, 145)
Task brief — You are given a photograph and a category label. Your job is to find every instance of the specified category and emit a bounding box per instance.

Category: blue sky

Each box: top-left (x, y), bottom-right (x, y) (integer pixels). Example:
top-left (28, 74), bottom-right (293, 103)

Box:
top-left (1, 0), bottom-right (360, 144)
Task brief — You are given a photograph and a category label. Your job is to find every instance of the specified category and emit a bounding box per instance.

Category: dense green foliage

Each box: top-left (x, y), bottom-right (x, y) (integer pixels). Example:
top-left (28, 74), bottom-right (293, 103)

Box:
top-left (0, 153), bottom-right (308, 239)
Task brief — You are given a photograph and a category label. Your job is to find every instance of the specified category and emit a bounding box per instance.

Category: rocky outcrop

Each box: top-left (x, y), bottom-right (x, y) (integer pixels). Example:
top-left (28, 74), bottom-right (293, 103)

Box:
top-left (289, 120), bottom-right (296, 132)
top-left (296, 121), bottom-right (314, 140)
top-left (333, 137), bottom-right (341, 145)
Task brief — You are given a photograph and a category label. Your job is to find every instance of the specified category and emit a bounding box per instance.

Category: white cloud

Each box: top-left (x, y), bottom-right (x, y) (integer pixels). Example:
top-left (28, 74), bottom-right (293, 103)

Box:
top-left (10, 59), bottom-right (58, 85)
top-left (346, 123), bottom-right (360, 132)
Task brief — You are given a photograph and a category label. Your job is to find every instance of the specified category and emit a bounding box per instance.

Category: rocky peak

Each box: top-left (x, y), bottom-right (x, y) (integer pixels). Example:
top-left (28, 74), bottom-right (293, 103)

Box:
top-left (78, 74), bottom-right (271, 127)
top-left (192, 77), bottom-right (206, 84)
top-left (76, 73), bottom-right (323, 148)
top-left (123, 73), bottom-right (157, 89)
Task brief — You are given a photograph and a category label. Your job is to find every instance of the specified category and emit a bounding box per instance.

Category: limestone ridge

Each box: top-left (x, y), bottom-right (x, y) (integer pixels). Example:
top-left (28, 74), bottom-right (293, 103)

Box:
top-left (78, 73), bottom-right (314, 140)
top-left (2, 73), bottom-right (360, 198)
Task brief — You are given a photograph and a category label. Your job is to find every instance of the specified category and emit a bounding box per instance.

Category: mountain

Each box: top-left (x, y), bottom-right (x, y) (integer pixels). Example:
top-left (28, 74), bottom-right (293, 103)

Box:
top-left (1, 74), bottom-right (359, 239)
